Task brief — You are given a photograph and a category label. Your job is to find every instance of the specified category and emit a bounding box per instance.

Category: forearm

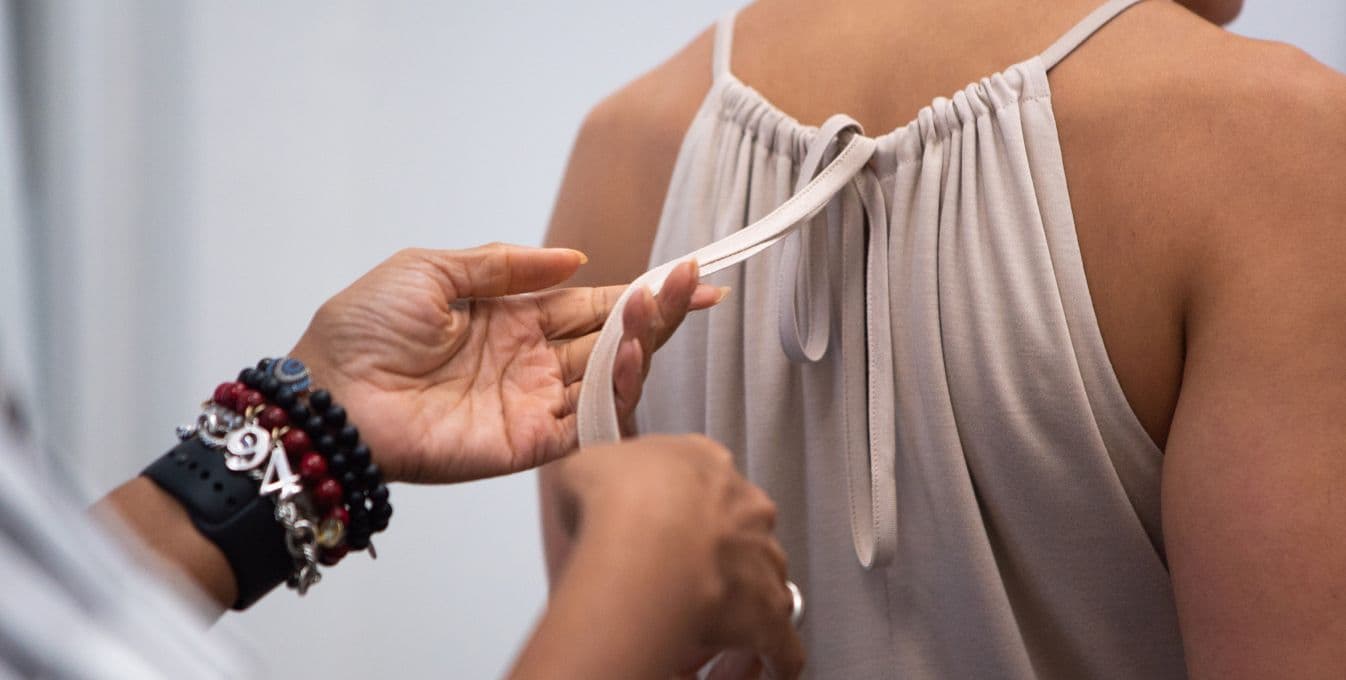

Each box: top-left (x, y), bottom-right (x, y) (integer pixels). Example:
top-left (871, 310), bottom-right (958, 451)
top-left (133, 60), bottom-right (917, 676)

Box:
top-left (94, 477), bottom-right (235, 616)
top-left (509, 518), bottom-right (695, 680)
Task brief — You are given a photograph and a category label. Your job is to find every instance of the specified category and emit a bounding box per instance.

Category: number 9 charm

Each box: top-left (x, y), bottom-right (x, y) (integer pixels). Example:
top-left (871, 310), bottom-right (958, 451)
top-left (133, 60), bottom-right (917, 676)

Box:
top-left (225, 424), bottom-right (272, 471)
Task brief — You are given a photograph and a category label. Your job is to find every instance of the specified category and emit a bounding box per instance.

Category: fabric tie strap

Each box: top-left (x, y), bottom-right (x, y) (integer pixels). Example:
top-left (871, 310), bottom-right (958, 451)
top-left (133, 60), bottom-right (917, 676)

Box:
top-left (577, 114), bottom-right (898, 569)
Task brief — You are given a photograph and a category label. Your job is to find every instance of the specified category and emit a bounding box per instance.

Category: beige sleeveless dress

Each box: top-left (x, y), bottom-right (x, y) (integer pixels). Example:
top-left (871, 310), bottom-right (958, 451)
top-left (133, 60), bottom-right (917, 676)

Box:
top-left (576, 0), bottom-right (1186, 676)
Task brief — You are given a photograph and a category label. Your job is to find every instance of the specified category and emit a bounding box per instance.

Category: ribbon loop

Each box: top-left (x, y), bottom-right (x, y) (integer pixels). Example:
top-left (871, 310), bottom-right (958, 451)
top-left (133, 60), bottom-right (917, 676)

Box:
top-left (576, 114), bottom-right (897, 569)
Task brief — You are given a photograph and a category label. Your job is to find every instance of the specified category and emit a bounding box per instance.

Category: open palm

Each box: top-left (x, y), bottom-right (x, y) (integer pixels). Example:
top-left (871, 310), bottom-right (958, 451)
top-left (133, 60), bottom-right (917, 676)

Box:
top-left (291, 245), bottom-right (716, 483)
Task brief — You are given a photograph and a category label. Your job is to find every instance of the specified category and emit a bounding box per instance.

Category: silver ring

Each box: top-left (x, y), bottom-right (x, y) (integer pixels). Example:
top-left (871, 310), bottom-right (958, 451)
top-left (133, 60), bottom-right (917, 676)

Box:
top-left (786, 580), bottom-right (804, 627)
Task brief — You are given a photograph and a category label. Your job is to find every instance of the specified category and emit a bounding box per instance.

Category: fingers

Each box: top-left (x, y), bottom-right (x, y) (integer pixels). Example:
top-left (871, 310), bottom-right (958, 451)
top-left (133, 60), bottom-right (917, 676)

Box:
top-left (757, 606), bottom-right (806, 680)
top-left (554, 337), bottom-right (639, 418)
top-left (613, 337), bottom-right (644, 436)
top-left (749, 560), bottom-right (804, 680)
top-left (417, 243), bottom-right (588, 300)
top-left (673, 648), bottom-right (719, 676)
top-left (549, 271), bottom-right (725, 387)
top-left (555, 332), bottom-right (600, 385)
top-left (534, 284), bottom-right (626, 340)
top-left (549, 262), bottom-right (726, 434)
top-left (691, 282), bottom-right (730, 311)
top-left (553, 330), bottom-right (640, 386)
top-left (560, 381), bottom-right (583, 418)
top-left (534, 280), bottom-right (725, 341)
top-left (745, 484), bottom-right (780, 533)
top-left (623, 286), bottom-right (661, 385)
top-left (706, 650), bottom-right (762, 680)
top-left (551, 413), bottom-right (578, 460)
top-left (623, 262), bottom-right (729, 388)
top-left (645, 261), bottom-right (697, 356)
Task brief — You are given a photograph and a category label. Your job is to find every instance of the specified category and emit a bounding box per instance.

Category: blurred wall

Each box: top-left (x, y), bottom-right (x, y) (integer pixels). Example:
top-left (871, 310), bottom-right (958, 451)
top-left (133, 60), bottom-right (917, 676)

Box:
top-left (5, 1), bottom-right (1341, 678)
top-left (1229, 0), bottom-right (1346, 67)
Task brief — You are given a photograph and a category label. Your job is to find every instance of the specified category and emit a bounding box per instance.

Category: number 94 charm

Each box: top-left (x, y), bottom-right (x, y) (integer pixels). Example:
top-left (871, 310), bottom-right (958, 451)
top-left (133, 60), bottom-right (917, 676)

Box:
top-left (225, 423), bottom-right (304, 500)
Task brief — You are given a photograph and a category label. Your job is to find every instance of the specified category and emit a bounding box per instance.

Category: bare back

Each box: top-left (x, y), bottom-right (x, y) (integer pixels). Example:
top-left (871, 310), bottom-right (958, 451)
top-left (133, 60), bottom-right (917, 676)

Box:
top-left (544, 1), bottom-right (1346, 676)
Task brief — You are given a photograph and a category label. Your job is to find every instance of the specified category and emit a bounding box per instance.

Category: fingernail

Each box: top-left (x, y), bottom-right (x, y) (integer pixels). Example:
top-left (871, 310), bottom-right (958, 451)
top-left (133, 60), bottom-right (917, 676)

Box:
top-left (569, 249), bottom-right (589, 265)
top-left (715, 286), bottom-right (732, 303)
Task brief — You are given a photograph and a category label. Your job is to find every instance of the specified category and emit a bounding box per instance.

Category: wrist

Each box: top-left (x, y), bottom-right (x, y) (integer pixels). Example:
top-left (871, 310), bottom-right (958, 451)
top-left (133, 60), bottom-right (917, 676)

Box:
top-left (288, 340), bottom-right (403, 483)
top-left (286, 340), bottom-right (339, 410)
top-left (97, 477), bottom-right (238, 611)
top-left (142, 356), bottom-right (395, 609)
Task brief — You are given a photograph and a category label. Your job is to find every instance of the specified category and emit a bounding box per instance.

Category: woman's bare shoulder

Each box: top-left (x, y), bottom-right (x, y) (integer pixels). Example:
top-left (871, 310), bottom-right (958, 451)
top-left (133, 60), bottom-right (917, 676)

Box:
top-left (1162, 30), bottom-right (1346, 243)
top-left (1058, 4), bottom-right (1346, 261)
top-left (542, 27), bottom-right (715, 288)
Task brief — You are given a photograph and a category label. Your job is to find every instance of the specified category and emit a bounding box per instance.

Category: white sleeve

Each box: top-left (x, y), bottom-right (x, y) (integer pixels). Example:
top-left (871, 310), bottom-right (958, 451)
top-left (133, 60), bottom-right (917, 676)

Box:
top-left (0, 415), bottom-right (254, 679)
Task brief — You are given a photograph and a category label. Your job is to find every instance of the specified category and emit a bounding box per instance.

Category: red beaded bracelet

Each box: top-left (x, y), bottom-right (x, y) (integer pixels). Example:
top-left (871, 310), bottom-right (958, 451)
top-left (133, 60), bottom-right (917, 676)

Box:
top-left (175, 357), bottom-right (394, 596)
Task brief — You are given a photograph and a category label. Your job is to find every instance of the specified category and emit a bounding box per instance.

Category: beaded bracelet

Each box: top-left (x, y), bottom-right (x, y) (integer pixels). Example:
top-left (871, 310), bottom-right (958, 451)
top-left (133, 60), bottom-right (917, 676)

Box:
top-left (243, 358), bottom-right (392, 554)
top-left (162, 357), bottom-right (392, 602)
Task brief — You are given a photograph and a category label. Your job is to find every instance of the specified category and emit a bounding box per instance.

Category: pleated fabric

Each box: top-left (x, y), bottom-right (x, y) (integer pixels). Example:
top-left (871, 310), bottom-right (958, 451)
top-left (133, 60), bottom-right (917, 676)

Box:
top-left (634, 2), bottom-right (1188, 677)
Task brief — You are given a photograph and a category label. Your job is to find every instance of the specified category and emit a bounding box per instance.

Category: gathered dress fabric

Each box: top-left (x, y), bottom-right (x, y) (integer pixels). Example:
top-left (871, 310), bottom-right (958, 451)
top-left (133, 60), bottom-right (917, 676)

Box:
top-left (588, 0), bottom-right (1188, 676)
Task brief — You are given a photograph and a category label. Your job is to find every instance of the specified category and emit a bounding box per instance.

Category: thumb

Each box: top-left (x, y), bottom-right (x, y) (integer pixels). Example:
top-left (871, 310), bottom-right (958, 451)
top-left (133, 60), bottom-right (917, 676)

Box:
top-left (418, 243), bottom-right (588, 299)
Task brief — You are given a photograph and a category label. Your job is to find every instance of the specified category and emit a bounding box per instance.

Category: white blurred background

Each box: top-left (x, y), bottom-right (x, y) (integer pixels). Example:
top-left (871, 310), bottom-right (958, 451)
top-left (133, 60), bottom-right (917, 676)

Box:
top-left (0, 1), bottom-right (1340, 677)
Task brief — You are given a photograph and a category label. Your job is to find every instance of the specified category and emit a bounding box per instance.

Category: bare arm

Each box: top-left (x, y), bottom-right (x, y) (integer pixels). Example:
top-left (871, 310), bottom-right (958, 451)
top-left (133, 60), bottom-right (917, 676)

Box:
top-left (95, 479), bottom-right (236, 615)
top-left (1163, 60), bottom-right (1346, 679)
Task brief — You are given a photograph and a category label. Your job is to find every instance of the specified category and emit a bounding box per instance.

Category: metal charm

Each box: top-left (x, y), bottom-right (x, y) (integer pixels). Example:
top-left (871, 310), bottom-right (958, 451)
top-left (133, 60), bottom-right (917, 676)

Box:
top-left (179, 373), bottom-right (330, 599)
top-left (224, 423), bottom-right (272, 471)
top-left (276, 499), bottom-right (322, 594)
top-left (259, 441), bottom-right (304, 500)
top-left (195, 404), bottom-right (241, 449)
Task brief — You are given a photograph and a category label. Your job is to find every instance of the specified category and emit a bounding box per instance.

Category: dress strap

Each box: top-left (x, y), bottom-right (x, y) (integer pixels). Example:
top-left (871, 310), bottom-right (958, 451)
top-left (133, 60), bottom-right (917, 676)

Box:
top-left (712, 10), bottom-right (738, 80)
top-left (1039, 0), bottom-right (1146, 71)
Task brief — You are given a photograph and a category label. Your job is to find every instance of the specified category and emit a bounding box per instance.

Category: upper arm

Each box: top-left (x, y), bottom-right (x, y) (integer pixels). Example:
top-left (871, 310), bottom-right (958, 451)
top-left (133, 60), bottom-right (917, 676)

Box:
top-left (1162, 55), bottom-right (1346, 679)
top-left (538, 28), bottom-right (712, 583)
top-left (541, 28), bottom-right (713, 286)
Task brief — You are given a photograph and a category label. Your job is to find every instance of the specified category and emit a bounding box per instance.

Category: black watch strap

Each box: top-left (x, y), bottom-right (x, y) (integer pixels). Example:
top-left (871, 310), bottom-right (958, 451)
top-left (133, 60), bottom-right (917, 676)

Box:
top-left (142, 437), bottom-right (291, 610)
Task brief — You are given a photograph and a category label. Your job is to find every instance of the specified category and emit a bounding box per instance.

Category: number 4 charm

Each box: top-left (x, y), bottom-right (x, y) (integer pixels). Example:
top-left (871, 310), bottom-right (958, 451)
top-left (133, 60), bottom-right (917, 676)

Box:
top-left (260, 441), bottom-right (304, 500)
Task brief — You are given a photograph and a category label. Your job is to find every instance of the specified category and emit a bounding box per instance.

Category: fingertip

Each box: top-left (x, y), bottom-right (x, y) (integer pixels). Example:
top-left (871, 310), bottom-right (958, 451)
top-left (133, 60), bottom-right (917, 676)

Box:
top-left (689, 284), bottom-right (731, 312)
top-left (682, 258), bottom-right (700, 279)
top-left (546, 245), bottom-right (589, 263)
top-left (659, 259), bottom-right (697, 298)
top-left (466, 245), bottom-right (589, 295)
top-left (658, 264), bottom-right (697, 310)
top-left (539, 247), bottom-right (589, 272)
top-left (681, 259), bottom-right (701, 289)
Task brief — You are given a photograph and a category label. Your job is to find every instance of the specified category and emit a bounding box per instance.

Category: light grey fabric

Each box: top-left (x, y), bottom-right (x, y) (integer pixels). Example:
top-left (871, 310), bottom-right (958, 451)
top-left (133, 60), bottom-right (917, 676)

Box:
top-left (628, 0), bottom-right (1186, 676)
top-left (0, 373), bottom-right (248, 679)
